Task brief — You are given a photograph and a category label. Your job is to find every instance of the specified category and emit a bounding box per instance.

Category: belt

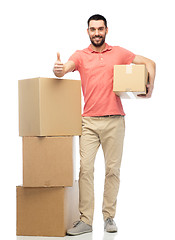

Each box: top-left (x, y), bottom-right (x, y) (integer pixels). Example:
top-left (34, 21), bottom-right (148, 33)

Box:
top-left (93, 115), bottom-right (122, 117)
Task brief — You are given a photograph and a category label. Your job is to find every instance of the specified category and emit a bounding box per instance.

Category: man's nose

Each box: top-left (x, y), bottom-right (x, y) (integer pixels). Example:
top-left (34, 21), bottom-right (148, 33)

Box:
top-left (95, 29), bottom-right (99, 35)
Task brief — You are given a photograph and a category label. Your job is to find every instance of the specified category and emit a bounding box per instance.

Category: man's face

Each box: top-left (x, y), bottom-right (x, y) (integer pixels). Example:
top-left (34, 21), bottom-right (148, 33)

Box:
top-left (87, 20), bottom-right (108, 47)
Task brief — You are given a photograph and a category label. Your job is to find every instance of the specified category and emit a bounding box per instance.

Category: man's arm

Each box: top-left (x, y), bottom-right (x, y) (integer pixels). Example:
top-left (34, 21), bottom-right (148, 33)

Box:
top-left (53, 52), bottom-right (75, 78)
top-left (132, 55), bottom-right (156, 98)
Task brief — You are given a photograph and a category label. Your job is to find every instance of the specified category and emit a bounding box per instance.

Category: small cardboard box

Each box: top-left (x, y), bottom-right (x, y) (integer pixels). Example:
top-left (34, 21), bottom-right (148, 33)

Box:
top-left (23, 136), bottom-right (76, 187)
top-left (113, 64), bottom-right (148, 98)
top-left (16, 181), bottom-right (79, 237)
top-left (18, 77), bottom-right (82, 136)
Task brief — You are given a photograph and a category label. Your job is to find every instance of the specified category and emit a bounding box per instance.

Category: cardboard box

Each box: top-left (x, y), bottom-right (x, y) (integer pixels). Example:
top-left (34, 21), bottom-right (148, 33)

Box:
top-left (18, 77), bottom-right (82, 136)
top-left (23, 136), bottom-right (76, 187)
top-left (113, 64), bottom-right (148, 98)
top-left (16, 181), bottom-right (79, 237)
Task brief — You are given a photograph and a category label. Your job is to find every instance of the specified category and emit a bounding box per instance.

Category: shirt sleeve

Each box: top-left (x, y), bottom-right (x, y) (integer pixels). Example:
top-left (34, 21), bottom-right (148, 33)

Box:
top-left (68, 50), bottom-right (81, 71)
top-left (118, 46), bottom-right (136, 64)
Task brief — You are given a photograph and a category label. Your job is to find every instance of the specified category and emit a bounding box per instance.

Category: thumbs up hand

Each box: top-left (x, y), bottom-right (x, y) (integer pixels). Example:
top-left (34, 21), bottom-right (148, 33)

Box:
top-left (53, 52), bottom-right (65, 77)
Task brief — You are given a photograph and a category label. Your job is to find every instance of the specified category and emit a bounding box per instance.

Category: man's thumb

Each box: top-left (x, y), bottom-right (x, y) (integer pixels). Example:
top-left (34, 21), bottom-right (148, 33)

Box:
top-left (57, 52), bottom-right (61, 62)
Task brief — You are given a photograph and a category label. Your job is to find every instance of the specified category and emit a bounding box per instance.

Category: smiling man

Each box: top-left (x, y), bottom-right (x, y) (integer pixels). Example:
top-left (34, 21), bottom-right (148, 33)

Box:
top-left (88, 20), bottom-right (107, 47)
top-left (53, 14), bottom-right (156, 235)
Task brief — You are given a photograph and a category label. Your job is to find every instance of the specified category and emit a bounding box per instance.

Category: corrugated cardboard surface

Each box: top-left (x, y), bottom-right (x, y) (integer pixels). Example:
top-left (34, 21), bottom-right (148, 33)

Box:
top-left (18, 78), bottom-right (41, 135)
top-left (16, 181), bottom-right (79, 237)
top-left (18, 77), bottom-right (82, 136)
top-left (113, 64), bottom-right (148, 98)
top-left (23, 136), bottom-right (76, 187)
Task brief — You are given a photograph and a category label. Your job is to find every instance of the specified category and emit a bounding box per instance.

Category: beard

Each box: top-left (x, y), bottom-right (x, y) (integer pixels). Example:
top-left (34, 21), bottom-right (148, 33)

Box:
top-left (90, 35), bottom-right (106, 47)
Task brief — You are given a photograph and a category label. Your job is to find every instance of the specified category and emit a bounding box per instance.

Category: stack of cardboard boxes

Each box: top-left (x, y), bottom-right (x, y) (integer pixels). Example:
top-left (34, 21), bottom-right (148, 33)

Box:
top-left (16, 77), bottom-right (82, 237)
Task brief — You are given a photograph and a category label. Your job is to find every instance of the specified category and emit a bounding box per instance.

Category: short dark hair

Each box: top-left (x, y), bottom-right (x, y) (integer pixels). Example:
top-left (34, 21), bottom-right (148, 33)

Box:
top-left (87, 14), bottom-right (107, 28)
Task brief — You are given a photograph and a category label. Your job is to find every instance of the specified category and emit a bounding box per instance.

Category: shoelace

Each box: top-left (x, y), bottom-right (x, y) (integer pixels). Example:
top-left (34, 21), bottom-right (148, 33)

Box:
top-left (106, 218), bottom-right (114, 225)
top-left (73, 220), bottom-right (81, 227)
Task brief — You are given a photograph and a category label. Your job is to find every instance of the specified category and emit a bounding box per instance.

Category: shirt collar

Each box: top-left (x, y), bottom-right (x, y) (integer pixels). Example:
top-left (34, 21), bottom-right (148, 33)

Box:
top-left (86, 43), bottom-right (112, 53)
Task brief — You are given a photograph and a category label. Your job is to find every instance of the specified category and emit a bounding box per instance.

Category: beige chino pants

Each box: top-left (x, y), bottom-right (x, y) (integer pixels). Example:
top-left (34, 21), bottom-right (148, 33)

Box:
top-left (79, 115), bottom-right (125, 226)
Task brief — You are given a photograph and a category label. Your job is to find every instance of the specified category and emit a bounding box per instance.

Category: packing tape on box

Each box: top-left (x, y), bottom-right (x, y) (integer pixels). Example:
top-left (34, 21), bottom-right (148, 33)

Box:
top-left (126, 92), bottom-right (136, 99)
top-left (126, 65), bottom-right (132, 74)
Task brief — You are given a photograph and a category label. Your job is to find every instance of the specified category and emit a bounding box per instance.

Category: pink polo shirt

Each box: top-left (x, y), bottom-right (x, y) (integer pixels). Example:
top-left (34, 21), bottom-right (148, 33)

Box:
top-left (69, 43), bottom-right (136, 117)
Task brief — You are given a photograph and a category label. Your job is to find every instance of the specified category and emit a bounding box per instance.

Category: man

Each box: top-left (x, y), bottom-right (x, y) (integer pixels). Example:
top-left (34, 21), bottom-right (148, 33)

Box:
top-left (53, 14), bottom-right (156, 235)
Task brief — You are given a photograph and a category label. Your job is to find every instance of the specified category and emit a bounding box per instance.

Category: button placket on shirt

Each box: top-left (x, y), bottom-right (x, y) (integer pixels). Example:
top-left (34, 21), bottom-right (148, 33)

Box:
top-left (99, 53), bottom-right (105, 65)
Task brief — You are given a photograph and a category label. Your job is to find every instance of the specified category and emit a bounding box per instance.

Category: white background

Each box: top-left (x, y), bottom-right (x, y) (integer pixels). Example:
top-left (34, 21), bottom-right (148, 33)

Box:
top-left (1, 0), bottom-right (175, 239)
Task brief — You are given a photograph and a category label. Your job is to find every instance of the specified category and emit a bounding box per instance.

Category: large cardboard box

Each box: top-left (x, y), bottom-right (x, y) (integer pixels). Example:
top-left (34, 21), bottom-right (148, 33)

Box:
top-left (18, 77), bottom-right (82, 136)
top-left (23, 136), bottom-right (76, 187)
top-left (113, 64), bottom-right (148, 98)
top-left (16, 181), bottom-right (79, 237)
